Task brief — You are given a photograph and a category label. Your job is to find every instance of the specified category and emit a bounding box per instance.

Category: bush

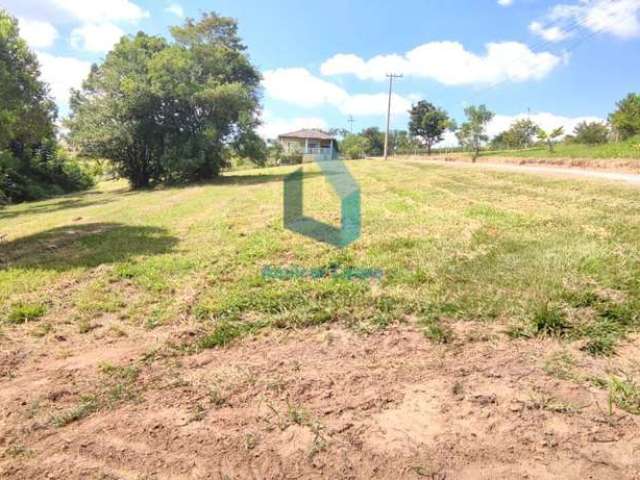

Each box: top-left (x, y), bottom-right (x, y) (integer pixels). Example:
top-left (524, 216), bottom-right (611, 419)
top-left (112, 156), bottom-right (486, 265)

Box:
top-left (280, 154), bottom-right (303, 165)
top-left (340, 135), bottom-right (370, 159)
top-left (0, 146), bottom-right (94, 204)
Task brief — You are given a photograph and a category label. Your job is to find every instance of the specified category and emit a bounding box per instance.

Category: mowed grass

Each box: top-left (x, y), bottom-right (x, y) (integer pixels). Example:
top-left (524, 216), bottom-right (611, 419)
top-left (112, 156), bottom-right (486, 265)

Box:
top-left (487, 140), bottom-right (640, 160)
top-left (1, 160), bottom-right (640, 356)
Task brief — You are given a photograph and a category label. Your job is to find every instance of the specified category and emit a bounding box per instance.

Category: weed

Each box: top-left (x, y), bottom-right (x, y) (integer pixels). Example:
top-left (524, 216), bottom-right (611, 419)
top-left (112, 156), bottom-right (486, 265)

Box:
top-left (30, 322), bottom-right (53, 338)
top-left (532, 303), bottom-right (571, 337)
top-left (52, 395), bottom-right (98, 427)
top-left (422, 319), bottom-right (454, 344)
top-left (543, 351), bottom-right (577, 381)
top-left (244, 432), bottom-right (258, 451)
top-left (99, 363), bottom-right (141, 404)
top-left (6, 303), bottom-right (46, 324)
top-left (608, 377), bottom-right (640, 415)
top-left (286, 401), bottom-right (309, 426)
top-left (189, 404), bottom-right (208, 423)
top-left (4, 444), bottom-right (34, 458)
top-left (198, 321), bottom-right (244, 349)
top-left (527, 390), bottom-right (578, 414)
top-left (77, 318), bottom-right (96, 334)
top-left (308, 421), bottom-right (328, 459)
top-left (209, 386), bottom-right (227, 407)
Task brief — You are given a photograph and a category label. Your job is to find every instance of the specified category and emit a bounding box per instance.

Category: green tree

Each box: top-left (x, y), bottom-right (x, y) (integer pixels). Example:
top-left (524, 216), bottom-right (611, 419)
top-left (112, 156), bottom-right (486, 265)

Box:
top-left (360, 127), bottom-right (385, 156)
top-left (609, 93), bottom-right (640, 140)
top-left (457, 105), bottom-right (494, 162)
top-left (67, 13), bottom-right (262, 188)
top-left (573, 121), bottom-right (609, 145)
top-left (0, 11), bottom-right (55, 152)
top-left (537, 126), bottom-right (564, 152)
top-left (491, 119), bottom-right (539, 150)
top-left (408, 101), bottom-right (452, 155)
top-left (341, 134), bottom-right (370, 159)
top-left (391, 130), bottom-right (422, 155)
top-left (0, 9), bottom-right (92, 204)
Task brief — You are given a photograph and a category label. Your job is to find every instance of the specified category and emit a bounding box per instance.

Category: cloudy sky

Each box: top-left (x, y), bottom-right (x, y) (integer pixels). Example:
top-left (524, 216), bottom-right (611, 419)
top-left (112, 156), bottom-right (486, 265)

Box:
top-left (3, 0), bottom-right (639, 142)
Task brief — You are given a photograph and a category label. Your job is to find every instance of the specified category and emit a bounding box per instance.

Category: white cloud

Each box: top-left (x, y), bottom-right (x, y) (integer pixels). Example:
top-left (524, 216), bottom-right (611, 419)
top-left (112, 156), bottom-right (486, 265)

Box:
top-left (258, 113), bottom-right (329, 139)
top-left (70, 23), bottom-right (125, 53)
top-left (36, 51), bottom-right (92, 110)
top-left (529, 21), bottom-right (572, 42)
top-left (321, 41), bottom-right (563, 86)
top-left (549, 0), bottom-right (640, 38)
top-left (498, 0), bottom-right (514, 6)
top-left (263, 68), bottom-right (347, 108)
top-left (263, 68), bottom-right (414, 116)
top-left (342, 93), bottom-right (413, 116)
top-left (17, 17), bottom-right (59, 48)
top-left (166, 3), bottom-right (185, 18)
top-left (486, 112), bottom-right (605, 138)
top-left (50, 0), bottom-right (149, 23)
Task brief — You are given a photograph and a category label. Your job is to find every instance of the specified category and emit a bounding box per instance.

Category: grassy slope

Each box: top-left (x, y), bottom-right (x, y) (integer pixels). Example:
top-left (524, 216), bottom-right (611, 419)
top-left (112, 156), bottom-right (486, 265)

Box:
top-left (1, 160), bottom-right (640, 355)
top-left (486, 141), bottom-right (640, 159)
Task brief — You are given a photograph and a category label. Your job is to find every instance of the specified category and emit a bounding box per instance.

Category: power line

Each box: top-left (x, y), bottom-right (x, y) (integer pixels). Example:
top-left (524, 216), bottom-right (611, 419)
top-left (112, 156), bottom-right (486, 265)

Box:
top-left (384, 73), bottom-right (403, 161)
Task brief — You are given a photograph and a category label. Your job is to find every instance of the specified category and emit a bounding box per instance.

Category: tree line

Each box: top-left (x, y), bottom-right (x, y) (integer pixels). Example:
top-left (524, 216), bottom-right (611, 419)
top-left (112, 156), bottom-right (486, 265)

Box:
top-left (1, 10), bottom-right (268, 203)
top-left (337, 94), bottom-right (640, 162)
top-left (3, 4), bottom-right (640, 204)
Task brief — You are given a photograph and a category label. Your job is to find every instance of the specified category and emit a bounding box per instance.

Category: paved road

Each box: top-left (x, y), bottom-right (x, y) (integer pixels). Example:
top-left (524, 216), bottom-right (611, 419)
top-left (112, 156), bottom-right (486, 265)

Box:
top-left (415, 160), bottom-right (640, 187)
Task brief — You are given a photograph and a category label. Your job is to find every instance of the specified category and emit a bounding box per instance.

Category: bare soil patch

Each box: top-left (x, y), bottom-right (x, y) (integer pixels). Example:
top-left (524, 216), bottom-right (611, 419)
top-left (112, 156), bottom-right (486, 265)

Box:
top-left (1, 322), bottom-right (639, 479)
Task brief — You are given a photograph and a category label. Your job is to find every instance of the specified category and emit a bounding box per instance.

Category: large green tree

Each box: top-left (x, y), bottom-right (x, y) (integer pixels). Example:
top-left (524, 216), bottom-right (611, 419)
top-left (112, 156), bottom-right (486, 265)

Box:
top-left (457, 105), bottom-right (494, 162)
top-left (408, 101), bottom-right (452, 155)
top-left (0, 9), bottom-right (92, 204)
top-left (573, 121), bottom-right (609, 145)
top-left (609, 93), bottom-right (640, 140)
top-left (0, 11), bottom-right (55, 152)
top-left (67, 13), bottom-right (263, 188)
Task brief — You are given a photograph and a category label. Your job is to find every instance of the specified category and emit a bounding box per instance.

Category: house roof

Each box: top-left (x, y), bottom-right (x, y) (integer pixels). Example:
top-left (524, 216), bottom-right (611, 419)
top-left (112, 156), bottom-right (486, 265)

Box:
top-left (278, 129), bottom-right (334, 140)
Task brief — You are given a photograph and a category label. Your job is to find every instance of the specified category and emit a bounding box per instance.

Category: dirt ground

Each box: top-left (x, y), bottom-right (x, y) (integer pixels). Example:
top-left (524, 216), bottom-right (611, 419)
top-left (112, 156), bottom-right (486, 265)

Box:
top-left (1, 319), bottom-right (639, 480)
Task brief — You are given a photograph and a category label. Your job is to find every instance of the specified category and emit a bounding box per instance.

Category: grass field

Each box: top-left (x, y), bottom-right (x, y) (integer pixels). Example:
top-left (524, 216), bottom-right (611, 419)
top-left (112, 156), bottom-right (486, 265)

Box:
top-left (2, 159), bottom-right (640, 478)
top-left (3, 159), bottom-right (639, 353)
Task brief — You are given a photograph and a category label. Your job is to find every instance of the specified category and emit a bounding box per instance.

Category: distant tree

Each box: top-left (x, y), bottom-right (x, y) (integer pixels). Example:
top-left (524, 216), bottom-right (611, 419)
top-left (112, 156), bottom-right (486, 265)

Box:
top-left (391, 130), bottom-right (422, 155)
top-left (510, 119), bottom-right (539, 148)
top-left (328, 128), bottom-right (350, 139)
top-left (67, 13), bottom-right (262, 188)
top-left (537, 126), bottom-right (564, 152)
top-left (266, 140), bottom-right (284, 164)
top-left (609, 93), bottom-right (640, 140)
top-left (573, 121), bottom-right (609, 145)
top-left (491, 119), bottom-right (539, 150)
top-left (341, 134), bottom-right (370, 159)
top-left (360, 127), bottom-right (385, 156)
top-left (457, 105), bottom-right (494, 162)
top-left (408, 101), bottom-right (452, 155)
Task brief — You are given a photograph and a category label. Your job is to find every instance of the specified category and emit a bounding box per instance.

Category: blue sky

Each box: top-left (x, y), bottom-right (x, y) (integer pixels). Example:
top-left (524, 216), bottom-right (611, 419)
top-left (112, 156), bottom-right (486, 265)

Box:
top-left (3, 0), bottom-right (640, 141)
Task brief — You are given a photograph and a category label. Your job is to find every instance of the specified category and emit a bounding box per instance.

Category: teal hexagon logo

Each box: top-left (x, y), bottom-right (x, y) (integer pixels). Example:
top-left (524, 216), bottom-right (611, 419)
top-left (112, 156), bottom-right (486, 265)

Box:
top-left (284, 159), bottom-right (361, 248)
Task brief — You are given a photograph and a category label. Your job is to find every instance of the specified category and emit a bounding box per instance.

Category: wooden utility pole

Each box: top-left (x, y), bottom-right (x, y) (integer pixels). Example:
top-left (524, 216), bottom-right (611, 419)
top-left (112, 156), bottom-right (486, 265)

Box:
top-left (348, 115), bottom-right (355, 134)
top-left (384, 73), bottom-right (403, 160)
